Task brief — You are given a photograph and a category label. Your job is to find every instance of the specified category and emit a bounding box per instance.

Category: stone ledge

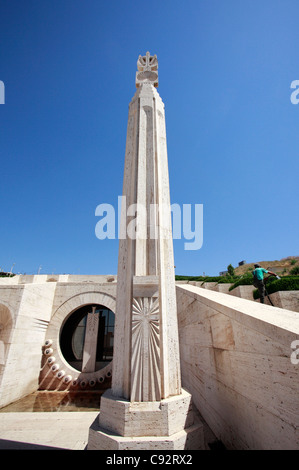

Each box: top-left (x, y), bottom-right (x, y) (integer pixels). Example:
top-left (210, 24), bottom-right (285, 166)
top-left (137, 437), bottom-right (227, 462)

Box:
top-left (87, 415), bottom-right (204, 450)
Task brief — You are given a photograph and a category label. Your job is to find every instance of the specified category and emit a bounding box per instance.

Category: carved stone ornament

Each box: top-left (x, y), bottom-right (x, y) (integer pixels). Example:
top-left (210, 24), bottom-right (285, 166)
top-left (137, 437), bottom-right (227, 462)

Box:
top-left (136, 51), bottom-right (158, 88)
top-left (131, 296), bottom-right (161, 401)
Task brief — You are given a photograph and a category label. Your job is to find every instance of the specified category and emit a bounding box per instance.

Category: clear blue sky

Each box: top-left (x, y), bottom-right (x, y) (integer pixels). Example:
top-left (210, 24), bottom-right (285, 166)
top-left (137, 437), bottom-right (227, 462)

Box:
top-left (0, 0), bottom-right (298, 276)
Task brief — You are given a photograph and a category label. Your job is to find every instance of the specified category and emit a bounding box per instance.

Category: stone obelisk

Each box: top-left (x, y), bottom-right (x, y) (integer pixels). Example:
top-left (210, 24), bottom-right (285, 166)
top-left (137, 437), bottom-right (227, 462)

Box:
top-left (88, 53), bottom-right (203, 450)
top-left (112, 51), bottom-right (181, 403)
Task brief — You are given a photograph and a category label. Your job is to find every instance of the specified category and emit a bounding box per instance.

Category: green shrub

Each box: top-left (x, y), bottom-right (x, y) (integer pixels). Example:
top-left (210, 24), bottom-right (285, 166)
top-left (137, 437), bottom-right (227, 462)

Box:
top-left (175, 275), bottom-right (206, 281)
top-left (229, 273), bottom-right (254, 291)
top-left (200, 276), bottom-right (225, 283)
top-left (217, 276), bottom-right (238, 284)
top-left (175, 274), bottom-right (237, 284)
top-left (290, 266), bottom-right (299, 275)
top-left (253, 276), bottom-right (299, 299)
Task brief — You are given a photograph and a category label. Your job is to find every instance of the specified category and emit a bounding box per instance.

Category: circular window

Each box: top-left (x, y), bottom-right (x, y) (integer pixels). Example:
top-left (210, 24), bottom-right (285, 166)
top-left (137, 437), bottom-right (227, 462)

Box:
top-left (60, 304), bottom-right (115, 373)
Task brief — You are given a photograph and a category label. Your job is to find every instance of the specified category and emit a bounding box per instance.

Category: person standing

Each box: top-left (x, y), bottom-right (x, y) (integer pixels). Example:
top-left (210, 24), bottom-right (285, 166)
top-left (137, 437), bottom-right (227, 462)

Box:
top-left (252, 263), bottom-right (278, 303)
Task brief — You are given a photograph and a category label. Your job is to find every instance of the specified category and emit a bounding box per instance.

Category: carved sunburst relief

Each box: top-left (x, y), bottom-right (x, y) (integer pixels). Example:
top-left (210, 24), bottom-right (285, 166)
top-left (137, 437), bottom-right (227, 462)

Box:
top-left (131, 296), bottom-right (161, 401)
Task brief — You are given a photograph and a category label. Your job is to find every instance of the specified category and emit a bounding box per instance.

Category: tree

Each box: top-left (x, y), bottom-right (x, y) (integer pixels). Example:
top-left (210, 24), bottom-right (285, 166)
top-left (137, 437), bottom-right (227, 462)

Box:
top-left (227, 264), bottom-right (235, 276)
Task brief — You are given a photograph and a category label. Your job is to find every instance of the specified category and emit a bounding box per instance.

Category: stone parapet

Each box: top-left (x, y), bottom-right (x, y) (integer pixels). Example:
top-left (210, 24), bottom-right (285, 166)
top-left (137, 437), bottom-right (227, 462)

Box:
top-left (177, 284), bottom-right (299, 450)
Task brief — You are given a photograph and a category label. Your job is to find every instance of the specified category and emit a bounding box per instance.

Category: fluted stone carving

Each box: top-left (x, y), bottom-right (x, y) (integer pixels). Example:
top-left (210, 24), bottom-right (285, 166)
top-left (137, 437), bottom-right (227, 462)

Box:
top-left (131, 296), bottom-right (160, 401)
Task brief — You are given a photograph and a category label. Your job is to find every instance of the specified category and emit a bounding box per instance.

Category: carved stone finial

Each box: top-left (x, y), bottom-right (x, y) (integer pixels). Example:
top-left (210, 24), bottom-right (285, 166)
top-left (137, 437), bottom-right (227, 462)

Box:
top-left (136, 51), bottom-right (158, 88)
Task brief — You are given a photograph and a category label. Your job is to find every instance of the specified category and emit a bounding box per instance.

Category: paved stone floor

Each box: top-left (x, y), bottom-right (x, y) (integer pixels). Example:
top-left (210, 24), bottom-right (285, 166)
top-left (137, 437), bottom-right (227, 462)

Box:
top-left (0, 412), bottom-right (99, 449)
top-left (0, 392), bottom-right (220, 450)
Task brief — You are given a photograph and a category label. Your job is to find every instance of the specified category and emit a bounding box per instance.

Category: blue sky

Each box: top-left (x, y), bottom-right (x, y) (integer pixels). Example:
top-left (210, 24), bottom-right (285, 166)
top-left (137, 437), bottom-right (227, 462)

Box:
top-left (0, 0), bottom-right (298, 276)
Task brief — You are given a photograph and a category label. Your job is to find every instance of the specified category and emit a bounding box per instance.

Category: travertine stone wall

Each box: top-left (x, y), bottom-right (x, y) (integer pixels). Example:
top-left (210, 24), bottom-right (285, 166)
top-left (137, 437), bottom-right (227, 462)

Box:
top-left (177, 284), bottom-right (299, 450)
top-left (229, 285), bottom-right (255, 300)
top-left (182, 282), bottom-right (299, 312)
top-left (264, 290), bottom-right (299, 312)
top-left (0, 276), bottom-right (117, 408)
top-left (0, 283), bottom-right (56, 407)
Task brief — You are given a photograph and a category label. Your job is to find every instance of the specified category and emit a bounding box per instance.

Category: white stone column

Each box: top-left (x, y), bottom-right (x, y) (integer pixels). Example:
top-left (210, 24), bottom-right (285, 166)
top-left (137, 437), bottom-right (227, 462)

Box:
top-left (112, 52), bottom-right (180, 402)
top-left (88, 53), bottom-right (202, 450)
top-left (82, 306), bottom-right (99, 373)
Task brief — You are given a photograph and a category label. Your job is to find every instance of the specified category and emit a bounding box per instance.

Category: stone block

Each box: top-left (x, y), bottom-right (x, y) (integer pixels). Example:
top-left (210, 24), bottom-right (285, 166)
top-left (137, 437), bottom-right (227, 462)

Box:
top-left (230, 285), bottom-right (255, 300)
top-left (87, 388), bottom-right (204, 450)
top-left (88, 413), bottom-right (204, 450)
top-left (98, 388), bottom-right (194, 437)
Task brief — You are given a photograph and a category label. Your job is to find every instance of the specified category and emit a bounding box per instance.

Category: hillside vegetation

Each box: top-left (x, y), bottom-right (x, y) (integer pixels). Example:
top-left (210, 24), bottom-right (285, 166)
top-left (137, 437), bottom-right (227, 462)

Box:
top-left (233, 256), bottom-right (299, 276)
top-left (175, 256), bottom-right (299, 296)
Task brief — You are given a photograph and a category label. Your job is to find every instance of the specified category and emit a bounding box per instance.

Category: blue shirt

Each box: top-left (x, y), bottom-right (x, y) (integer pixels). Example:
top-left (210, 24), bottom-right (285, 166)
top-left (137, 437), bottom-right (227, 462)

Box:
top-left (253, 268), bottom-right (268, 280)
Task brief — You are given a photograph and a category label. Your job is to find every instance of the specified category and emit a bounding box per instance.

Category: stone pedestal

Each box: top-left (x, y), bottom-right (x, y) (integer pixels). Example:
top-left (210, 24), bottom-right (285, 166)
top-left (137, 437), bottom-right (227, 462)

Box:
top-left (87, 388), bottom-right (204, 450)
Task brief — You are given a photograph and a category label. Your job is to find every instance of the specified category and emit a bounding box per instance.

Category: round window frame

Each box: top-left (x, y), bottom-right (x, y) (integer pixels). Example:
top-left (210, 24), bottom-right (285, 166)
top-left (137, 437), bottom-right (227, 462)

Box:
top-left (60, 303), bottom-right (115, 371)
top-left (43, 291), bottom-right (116, 385)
